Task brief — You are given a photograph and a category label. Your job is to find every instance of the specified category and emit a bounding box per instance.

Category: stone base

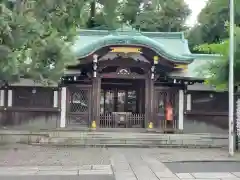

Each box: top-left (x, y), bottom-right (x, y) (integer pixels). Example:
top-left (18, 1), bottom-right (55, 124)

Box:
top-left (90, 128), bottom-right (96, 131)
top-left (146, 128), bottom-right (156, 133)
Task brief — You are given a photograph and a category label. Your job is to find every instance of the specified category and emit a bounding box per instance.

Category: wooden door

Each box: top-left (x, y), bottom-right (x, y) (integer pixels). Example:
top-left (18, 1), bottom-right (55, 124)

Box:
top-left (154, 90), bottom-right (168, 128)
top-left (67, 85), bottom-right (91, 127)
top-left (154, 89), bottom-right (178, 131)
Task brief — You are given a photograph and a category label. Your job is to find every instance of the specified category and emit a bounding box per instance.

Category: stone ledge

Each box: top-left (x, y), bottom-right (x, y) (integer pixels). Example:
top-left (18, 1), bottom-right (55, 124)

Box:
top-left (0, 165), bottom-right (113, 176)
top-left (0, 131), bottom-right (228, 148)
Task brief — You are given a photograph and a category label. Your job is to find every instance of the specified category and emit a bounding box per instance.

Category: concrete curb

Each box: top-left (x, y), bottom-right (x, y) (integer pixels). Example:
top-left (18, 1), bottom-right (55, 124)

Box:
top-left (0, 165), bottom-right (113, 176)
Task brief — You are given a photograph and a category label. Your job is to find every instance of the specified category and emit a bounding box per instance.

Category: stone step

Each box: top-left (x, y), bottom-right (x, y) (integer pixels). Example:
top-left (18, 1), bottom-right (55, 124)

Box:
top-left (0, 130), bottom-right (229, 148)
top-left (29, 135), bottom-right (228, 148)
top-left (47, 131), bottom-right (228, 139)
top-left (31, 142), bottom-right (223, 148)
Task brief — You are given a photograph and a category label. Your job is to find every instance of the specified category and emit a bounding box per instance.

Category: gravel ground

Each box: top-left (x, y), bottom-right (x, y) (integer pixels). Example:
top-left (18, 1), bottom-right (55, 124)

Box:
top-left (0, 144), bottom-right (240, 166)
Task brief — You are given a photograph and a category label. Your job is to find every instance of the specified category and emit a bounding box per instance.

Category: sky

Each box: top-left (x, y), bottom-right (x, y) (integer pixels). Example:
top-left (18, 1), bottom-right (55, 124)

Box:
top-left (185, 0), bottom-right (208, 26)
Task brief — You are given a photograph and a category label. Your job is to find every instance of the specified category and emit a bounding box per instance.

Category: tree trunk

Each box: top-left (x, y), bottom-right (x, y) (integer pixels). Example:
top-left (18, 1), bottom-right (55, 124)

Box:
top-left (87, 1), bottom-right (96, 28)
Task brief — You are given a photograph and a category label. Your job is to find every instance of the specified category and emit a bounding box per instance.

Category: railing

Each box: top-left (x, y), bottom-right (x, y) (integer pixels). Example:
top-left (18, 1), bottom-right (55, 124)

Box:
top-left (154, 113), bottom-right (178, 133)
top-left (100, 113), bottom-right (145, 128)
top-left (100, 114), bottom-right (115, 128)
top-left (158, 119), bottom-right (178, 132)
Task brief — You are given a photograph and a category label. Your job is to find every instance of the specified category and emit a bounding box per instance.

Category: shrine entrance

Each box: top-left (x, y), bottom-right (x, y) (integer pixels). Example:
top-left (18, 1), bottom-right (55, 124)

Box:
top-left (63, 39), bottom-right (191, 131)
top-left (100, 79), bottom-right (145, 128)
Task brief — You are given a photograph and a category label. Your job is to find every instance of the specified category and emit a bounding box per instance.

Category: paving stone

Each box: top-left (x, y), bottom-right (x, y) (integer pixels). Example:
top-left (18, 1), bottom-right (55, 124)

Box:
top-left (0, 170), bottom-right (38, 176)
top-left (36, 170), bottom-right (78, 175)
top-left (78, 165), bottom-right (92, 170)
top-left (92, 165), bottom-right (111, 170)
top-left (192, 172), bottom-right (236, 179)
top-left (115, 177), bottom-right (137, 180)
top-left (176, 173), bottom-right (195, 179)
top-left (141, 156), bottom-right (176, 178)
top-left (78, 169), bottom-right (112, 175)
top-left (155, 171), bottom-right (177, 178)
top-left (0, 167), bottom-right (39, 171)
top-left (182, 179), bottom-right (220, 180)
top-left (233, 172), bottom-right (240, 178)
top-left (111, 154), bottom-right (137, 180)
top-left (37, 166), bottom-right (79, 171)
top-left (131, 166), bottom-right (159, 180)
top-left (128, 156), bottom-right (159, 180)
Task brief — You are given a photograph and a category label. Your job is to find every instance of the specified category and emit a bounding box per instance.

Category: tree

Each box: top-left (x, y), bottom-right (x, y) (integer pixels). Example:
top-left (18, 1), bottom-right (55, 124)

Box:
top-left (187, 0), bottom-right (240, 51)
top-left (0, 0), bottom-right (87, 85)
top-left (84, 0), bottom-right (191, 32)
top-left (195, 26), bottom-right (240, 90)
top-left (133, 0), bottom-right (191, 32)
top-left (85, 0), bottom-right (121, 29)
top-left (120, 0), bottom-right (142, 25)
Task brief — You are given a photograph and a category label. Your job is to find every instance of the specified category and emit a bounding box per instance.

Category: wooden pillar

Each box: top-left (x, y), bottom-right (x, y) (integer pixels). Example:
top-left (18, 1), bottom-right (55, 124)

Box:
top-left (92, 78), bottom-right (97, 125)
top-left (53, 90), bottom-right (58, 108)
top-left (138, 82), bottom-right (143, 113)
top-left (145, 78), bottom-right (149, 128)
top-left (149, 79), bottom-right (154, 126)
top-left (91, 54), bottom-right (99, 128)
top-left (60, 87), bottom-right (67, 128)
top-left (178, 89), bottom-right (184, 131)
top-left (0, 89), bottom-right (5, 107)
top-left (186, 94), bottom-right (192, 111)
top-left (92, 78), bottom-right (101, 125)
top-left (145, 73), bottom-right (155, 128)
top-left (96, 77), bottom-right (101, 126)
top-left (7, 89), bottom-right (12, 107)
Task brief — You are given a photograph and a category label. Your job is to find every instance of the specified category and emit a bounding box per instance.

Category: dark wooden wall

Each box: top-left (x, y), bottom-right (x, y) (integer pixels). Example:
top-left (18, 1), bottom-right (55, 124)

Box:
top-left (0, 86), bottom-right (60, 129)
top-left (185, 91), bottom-right (228, 129)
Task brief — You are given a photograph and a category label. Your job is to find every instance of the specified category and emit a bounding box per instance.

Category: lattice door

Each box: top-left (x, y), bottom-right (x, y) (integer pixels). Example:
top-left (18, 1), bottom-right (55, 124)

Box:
top-left (154, 90), bottom-right (178, 130)
top-left (67, 86), bottom-right (91, 127)
top-left (154, 90), bottom-right (167, 128)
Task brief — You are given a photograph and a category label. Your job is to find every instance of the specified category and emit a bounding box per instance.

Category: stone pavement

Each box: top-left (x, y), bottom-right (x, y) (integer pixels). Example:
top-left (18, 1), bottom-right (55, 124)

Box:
top-left (0, 175), bottom-right (114, 180)
top-left (0, 165), bottom-right (112, 175)
top-left (1, 145), bottom-right (240, 179)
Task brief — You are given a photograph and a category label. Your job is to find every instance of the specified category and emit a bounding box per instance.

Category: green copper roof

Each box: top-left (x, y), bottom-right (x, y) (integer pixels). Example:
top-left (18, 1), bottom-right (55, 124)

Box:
top-left (73, 28), bottom-right (194, 62)
top-left (169, 54), bottom-right (221, 79)
top-left (71, 28), bottom-right (221, 80)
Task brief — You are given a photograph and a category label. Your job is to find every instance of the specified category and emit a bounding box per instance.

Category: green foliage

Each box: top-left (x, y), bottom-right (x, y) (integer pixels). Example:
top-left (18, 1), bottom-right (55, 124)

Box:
top-left (133, 0), bottom-right (191, 32)
top-left (86, 0), bottom-right (191, 32)
top-left (0, 0), bottom-right (86, 85)
top-left (187, 0), bottom-right (240, 51)
top-left (195, 26), bottom-right (240, 91)
top-left (85, 0), bottom-right (121, 30)
top-left (0, 0), bottom-right (193, 86)
top-left (187, 0), bottom-right (240, 89)
top-left (196, 42), bottom-right (229, 90)
top-left (120, 0), bottom-right (142, 24)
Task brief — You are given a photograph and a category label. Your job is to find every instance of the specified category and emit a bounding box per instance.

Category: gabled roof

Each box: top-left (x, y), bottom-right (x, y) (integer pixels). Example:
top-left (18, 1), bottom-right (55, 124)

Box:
top-left (72, 27), bottom-right (194, 63)
top-left (72, 27), bottom-right (221, 81)
top-left (169, 54), bottom-right (221, 79)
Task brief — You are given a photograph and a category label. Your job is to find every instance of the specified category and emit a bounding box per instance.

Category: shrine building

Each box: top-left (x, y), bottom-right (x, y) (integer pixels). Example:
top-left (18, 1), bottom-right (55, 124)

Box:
top-left (0, 27), bottom-right (222, 132)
